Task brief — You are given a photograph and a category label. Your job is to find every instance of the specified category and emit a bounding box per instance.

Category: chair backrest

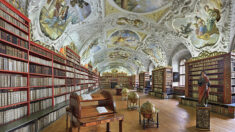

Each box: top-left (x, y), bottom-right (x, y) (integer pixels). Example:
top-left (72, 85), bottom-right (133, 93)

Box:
top-left (98, 90), bottom-right (117, 113)
top-left (70, 92), bottom-right (81, 118)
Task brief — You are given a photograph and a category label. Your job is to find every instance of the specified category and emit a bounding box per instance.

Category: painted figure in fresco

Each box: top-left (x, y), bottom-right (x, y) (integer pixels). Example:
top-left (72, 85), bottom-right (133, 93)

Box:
top-left (178, 23), bottom-right (193, 38)
top-left (44, 0), bottom-right (63, 28)
top-left (194, 5), bottom-right (220, 40)
top-left (198, 71), bottom-right (210, 107)
top-left (204, 5), bottom-right (220, 33)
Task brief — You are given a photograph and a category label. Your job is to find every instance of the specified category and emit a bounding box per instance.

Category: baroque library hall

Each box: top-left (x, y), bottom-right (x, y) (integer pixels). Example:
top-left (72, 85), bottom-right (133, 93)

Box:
top-left (0, 0), bottom-right (235, 132)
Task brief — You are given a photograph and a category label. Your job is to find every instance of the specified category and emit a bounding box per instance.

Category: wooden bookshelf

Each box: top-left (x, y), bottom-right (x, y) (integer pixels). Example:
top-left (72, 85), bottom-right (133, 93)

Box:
top-left (185, 52), bottom-right (235, 104)
top-left (100, 73), bottom-right (132, 89)
top-left (129, 75), bottom-right (136, 89)
top-left (179, 52), bottom-right (235, 118)
top-left (152, 67), bottom-right (173, 99)
top-left (138, 72), bottom-right (149, 91)
top-left (0, 0), bottom-right (100, 129)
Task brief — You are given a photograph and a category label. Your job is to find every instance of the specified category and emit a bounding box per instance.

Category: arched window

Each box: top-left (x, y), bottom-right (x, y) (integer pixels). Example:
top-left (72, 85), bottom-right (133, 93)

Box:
top-left (179, 59), bottom-right (186, 86)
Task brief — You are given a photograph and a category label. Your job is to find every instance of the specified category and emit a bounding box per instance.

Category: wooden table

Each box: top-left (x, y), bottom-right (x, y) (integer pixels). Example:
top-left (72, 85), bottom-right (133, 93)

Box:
top-left (70, 114), bottom-right (124, 132)
top-left (69, 91), bottom-right (124, 132)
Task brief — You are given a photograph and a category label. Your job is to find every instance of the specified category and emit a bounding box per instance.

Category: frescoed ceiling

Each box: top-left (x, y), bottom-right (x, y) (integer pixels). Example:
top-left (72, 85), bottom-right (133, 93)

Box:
top-left (8, 0), bottom-right (235, 75)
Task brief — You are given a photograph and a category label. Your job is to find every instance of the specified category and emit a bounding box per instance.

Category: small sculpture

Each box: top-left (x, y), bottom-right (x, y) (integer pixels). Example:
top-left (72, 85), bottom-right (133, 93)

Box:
top-left (198, 71), bottom-right (210, 107)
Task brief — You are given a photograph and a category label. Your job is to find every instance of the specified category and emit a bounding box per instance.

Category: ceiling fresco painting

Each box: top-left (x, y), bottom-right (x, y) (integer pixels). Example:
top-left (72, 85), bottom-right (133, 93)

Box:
top-left (142, 44), bottom-right (167, 66)
top-left (116, 17), bottom-right (144, 28)
top-left (18, 0), bottom-right (233, 74)
top-left (113, 0), bottom-right (171, 13)
top-left (173, 0), bottom-right (222, 49)
top-left (108, 50), bottom-right (130, 60)
top-left (39, 0), bottom-right (91, 40)
top-left (108, 30), bottom-right (140, 50)
top-left (6, 0), bottom-right (29, 16)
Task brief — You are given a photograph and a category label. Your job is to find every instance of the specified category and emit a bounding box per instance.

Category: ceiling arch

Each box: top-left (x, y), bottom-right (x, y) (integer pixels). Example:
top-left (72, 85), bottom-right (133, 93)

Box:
top-left (11, 0), bottom-right (233, 74)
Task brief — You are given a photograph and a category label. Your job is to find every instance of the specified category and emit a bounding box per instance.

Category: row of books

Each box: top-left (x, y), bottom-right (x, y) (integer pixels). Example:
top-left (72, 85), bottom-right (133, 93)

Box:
top-left (53, 62), bottom-right (65, 70)
top-left (232, 96), bottom-right (235, 103)
top-left (30, 99), bottom-right (52, 114)
top-left (75, 74), bottom-right (89, 79)
top-left (154, 88), bottom-right (162, 93)
top-left (13, 122), bottom-right (36, 132)
top-left (36, 106), bottom-right (66, 131)
top-left (0, 90), bottom-right (27, 107)
top-left (66, 72), bottom-right (74, 78)
top-left (192, 93), bottom-right (198, 98)
top-left (54, 87), bottom-right (70, 96)
top-left (210, 88), bottom-right (218, 92)
top-left (29, 64), bottom-right (52, 75)
top-left (0, 30), bottom-right (28, 48)
top-left (0, 19), bottom-right (28, 39)
top-left (75, 85), bottom-right (82, 90)
top-left (0, 42), bottom-right (28, 60)
top-left (54, 68), bottom-right (66, 76)
top-left (66, 66), bottom-right (73, 72)
top-left (54, 78), bottom-right (65, 85)
top-left (0, 56), bottom-right (28, 72)
top-left (54, 95), bottom-right (66, 106)
top-left (232, 87), bottom-right (235, 93)
top-left (30, 45), bottom-right (52, 59)
top-left (13, 106), bottom-right (67, 132)
top-left (30, 88), bottom-right (52, 101)
top-left (77, 70), bottom-right (89, 75)
top-left (65, 78), bottom-right (73, 85)
top-left (0, 74), bottom-right (27, 87)
top-left (0, 2), bottom-right (27, 27)
top-left (30, 77), bottom-right (52, 86)
top-left (209, 94), bottom-right (219, 102)
top-left (0, 105), bottom-right (27, 125)
top-left (210, 80), bottom-right (223, 85)
top-left (29, 55), bottom-right (52, 67)
top-left (53, 54), bottom-right (65, 64)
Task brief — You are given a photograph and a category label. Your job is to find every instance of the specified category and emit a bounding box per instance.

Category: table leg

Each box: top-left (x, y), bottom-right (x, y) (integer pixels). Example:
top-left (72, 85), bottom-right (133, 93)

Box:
top-left (139, 112), bottom-right (141, 124)
top-left (106, 122), bottom-right (110, 132)
top-left (143, 119), bottom-right (145, 129)
top-left (66, 113), bottom-right (68, 129)
top-left (119, 120), bottom-right (123, 132)
top-left (156, 113), bottom-right (159, 128)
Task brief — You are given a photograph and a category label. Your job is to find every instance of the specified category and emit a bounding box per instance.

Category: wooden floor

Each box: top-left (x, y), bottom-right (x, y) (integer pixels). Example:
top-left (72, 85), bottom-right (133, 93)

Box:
top-left (42, 89), bottom-right (235, 132)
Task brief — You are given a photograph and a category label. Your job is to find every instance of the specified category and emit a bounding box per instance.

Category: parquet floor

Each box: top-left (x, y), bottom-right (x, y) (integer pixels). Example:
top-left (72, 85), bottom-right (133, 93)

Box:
top-left (42, 89), bottom-right (235, 132)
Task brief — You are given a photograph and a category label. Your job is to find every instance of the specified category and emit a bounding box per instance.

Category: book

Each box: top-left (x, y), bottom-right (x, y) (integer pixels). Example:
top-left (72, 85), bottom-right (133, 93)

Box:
top-left (29, 55), bottom-right (52, 67)
top-left (29, 64), bottom-right (52, 75)
top-left (30, 88), bottom-right (52, 100)
top-left (30, 77), bottom-right (52, 86)
top-left (30, 44), bottom-right (52, 59)
top-left (81, 94), bottom-right (92, 100)
top-left (96, 107), bottom-right (108, 114)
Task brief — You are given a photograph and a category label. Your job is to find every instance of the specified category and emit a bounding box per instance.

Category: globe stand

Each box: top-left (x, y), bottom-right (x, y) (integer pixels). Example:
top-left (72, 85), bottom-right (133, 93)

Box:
top-left (127, 98), bottom-right (140, 110)
top-left (138, 109), bottom-right (160, 129)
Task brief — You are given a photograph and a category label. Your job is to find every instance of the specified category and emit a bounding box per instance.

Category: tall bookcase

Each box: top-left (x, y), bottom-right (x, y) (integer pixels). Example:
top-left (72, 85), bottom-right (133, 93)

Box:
top-left (180, 52), bottom-right (235, 118)
top-left (152, 67), bottom-right (173, 98)
top-left (0, 0), bottom-right (100, 130)
top-left (129, 75), bottom-right (136, 89)
top-left (0, 0), bottom-right (30, 125)
top-left (100, 72), bottom-right (132, 89)
top-left (185, 52), bottom-right (235, 104)
top-left (138, 72), bottom-right (149, 91)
